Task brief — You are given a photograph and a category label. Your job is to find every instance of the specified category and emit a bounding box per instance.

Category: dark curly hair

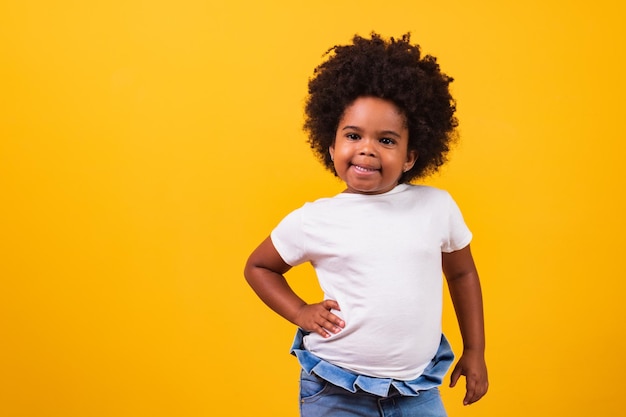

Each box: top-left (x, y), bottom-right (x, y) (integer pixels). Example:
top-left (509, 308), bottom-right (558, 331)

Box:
top-left (304, 32), bottom-right (458, 182)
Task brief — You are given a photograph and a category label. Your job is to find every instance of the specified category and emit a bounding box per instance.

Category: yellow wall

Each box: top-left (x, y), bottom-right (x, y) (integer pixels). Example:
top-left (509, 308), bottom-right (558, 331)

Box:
top-left (1, 1), bottom-right (624, 415)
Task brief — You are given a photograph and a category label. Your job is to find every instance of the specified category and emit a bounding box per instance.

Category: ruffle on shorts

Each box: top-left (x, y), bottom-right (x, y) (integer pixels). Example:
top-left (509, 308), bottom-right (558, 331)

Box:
top-left (290, 328), bottom-right (454, 397)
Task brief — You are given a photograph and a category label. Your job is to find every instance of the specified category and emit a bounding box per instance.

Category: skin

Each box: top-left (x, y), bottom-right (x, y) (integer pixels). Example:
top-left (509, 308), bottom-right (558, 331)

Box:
top-left (442, 245), bottom-right (489, 405)
top-left (244, 96), bottom-right (488, 405)
top-left (329, 97), bottom-right (417, 195)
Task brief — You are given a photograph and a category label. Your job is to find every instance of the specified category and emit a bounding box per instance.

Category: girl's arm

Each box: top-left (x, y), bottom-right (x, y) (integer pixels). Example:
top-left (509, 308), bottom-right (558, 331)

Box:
top-left (244, 236), bottom-right (345, 338)
top-left (442, 244), bottom-right (489, 405)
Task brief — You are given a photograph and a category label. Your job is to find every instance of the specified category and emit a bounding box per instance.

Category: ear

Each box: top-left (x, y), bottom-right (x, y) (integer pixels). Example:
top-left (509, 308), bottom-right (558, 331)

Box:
top-left (329, 145), bottom-right (335, 162)
top-left (403, 150), bottom-right (418, 172)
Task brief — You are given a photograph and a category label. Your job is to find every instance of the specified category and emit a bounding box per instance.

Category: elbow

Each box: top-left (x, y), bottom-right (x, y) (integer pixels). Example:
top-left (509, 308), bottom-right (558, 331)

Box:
top-left (243, 257), bottom-right (256, 285)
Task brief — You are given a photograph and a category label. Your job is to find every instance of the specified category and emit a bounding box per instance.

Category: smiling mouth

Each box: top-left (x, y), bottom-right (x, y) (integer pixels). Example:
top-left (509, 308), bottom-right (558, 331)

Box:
top-left (352, 164), bottom-right (379, 173)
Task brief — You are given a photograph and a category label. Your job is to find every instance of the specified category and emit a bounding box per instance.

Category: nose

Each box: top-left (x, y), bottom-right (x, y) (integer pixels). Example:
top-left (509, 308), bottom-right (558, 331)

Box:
top-left (358, 137), bottom-right (376, 156)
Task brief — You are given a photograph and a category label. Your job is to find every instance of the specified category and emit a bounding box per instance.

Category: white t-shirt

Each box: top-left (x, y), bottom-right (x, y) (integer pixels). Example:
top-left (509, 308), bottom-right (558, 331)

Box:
top-left (271, 184), bottom-right (472, 380)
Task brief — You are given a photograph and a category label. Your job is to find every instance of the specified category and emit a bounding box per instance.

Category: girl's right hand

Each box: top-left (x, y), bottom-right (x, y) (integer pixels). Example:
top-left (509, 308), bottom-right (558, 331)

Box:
top-left (294, 300), bottom-right (345, 338)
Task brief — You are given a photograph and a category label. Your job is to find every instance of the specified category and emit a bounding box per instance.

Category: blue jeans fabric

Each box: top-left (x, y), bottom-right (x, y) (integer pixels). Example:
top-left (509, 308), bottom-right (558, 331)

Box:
top-left (300, 371), bottom-right (447, 417)
top-left (291, 329), bottom-right (454, 417)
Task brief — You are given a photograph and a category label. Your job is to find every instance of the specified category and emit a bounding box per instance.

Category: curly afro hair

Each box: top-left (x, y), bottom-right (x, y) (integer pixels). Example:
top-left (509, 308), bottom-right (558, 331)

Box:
top-left (304, 32), bottom-right (458, 182)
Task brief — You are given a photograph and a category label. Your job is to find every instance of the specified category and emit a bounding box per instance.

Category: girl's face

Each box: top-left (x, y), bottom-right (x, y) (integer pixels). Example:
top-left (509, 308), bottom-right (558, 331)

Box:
top-left (330, 96), bottom-right (417, 195)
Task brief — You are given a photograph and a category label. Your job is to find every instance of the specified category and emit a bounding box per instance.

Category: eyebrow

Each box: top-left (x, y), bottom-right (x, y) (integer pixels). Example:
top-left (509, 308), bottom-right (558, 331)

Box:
top-left (341, 125), bottom-right (402, 138)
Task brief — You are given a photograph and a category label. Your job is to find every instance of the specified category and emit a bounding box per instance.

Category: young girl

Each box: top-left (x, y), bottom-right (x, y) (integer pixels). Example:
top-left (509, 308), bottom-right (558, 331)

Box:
top-left (245, 33), bottom-right (488, 417)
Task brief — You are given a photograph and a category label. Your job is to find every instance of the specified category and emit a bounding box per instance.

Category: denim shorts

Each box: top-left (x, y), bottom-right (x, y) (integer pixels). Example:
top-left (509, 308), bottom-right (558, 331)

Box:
top-left (292, 329), bottom-right (453, 417)
top-left (300, 370), bottom-right (447, 417)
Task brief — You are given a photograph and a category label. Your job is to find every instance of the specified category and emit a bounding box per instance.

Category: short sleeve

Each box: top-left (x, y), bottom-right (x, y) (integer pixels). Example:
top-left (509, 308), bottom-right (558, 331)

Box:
top-left (270, 208), bottom-right (308, 266)
top-left (441, 192), bottom-right (473, 253)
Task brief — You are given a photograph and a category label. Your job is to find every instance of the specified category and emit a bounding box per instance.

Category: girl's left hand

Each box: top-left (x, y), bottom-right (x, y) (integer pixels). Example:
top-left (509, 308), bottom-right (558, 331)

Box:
top-left (449, 349), bottom-right (488, 405)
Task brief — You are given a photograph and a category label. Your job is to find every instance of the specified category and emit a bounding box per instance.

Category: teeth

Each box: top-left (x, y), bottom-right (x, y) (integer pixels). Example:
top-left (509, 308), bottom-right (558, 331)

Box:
top-left (354, 165), bottom-right (376, 172)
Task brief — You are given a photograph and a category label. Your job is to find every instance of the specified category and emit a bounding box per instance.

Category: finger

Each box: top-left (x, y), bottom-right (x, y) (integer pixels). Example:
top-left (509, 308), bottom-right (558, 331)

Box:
top-left (467, 390), bottom-right (484, 405)
top-left (469, 390), bottom-right (484, 405)
top-left (464, 376), bottom-right (477, 406)
top-left (322, 299), bottom-right (341, 311)
top-left (320, 303), bottom-right (345, 328)
top-left (319, 316), bottom-right (343, 334)
top-left (312, 323), bottom-right (332, 338)
top-left (473, 381), bottom-right (488, 403)
top-left (449, 364), bottom-right (462, 388)
top-left (325, 312), bottom-right (345, 328)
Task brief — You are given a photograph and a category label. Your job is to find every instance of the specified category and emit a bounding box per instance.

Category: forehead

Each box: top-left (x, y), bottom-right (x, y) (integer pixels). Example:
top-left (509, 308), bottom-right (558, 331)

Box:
top-left (340, 97), bottom-right (407, 129)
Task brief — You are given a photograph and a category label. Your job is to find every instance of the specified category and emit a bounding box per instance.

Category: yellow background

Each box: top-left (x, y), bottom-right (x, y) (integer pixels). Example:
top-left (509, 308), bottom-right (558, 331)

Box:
top-left (1, 1), bottom-right (624, 416)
